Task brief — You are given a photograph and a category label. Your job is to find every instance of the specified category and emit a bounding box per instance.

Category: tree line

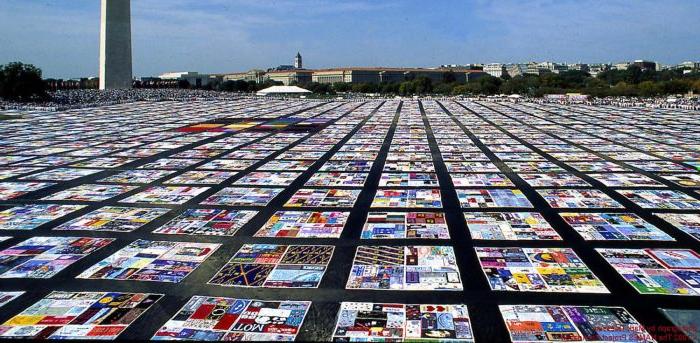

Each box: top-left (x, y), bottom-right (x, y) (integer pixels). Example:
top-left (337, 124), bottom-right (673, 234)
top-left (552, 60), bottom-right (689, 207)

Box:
top-left (284, 66), bottom-right (700, 97)
top-left (1, 61), bottom-right (699, 102)
top-left (0, 62), bottom-right (47, 100)
top-left (214, 65), bottom-right (700, 97)
top-left (494, 67), bottom-right (700, 97)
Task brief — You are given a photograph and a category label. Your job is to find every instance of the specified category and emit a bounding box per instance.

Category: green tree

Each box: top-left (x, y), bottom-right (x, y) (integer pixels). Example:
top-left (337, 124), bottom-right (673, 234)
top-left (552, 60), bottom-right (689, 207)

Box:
top-left (273, 67), bottom-right (700, 97)
top-left (399, 81), bottom-right (414, 95)
top-left (558, 70), bottom-right (590, 89)
top-left (500, 75), bottom-right (534, 95)
top-left (302, 82), bottom-right (335, 95)
top-left (500, 70), bottom-right (512, 80)
top-left (476, 75), bottom-right (502, 95)
top-left (433, 82), bottom-right (456, 95)
top-left (539, 73), bottom-right (563, 89)
top-left (597, 69), bottom-right (626, 85)
top-left (333, 82), bottom-right (350, 92)
top-left (638, 81), bottom-right (658, 96)
top-left (442, 71), bottom-right (457, 83)
top-left (219, 80), bottom-right (252, 92)
top-left (693, 79), bottom-right (700, 94)
top-left (177, 79), bottom-right (190, 89)
top-left (610, 82), bottom-right (638, 96)
top-left (412, 77), bottom-right (433, 94)
top-left (585, 77), bottom-right (607, 89)
top-left (659, 80), bottom-right (690, 95)
top-left (380, 82), bottom-right (400, 94)
top-left (319, 83), bottom-right (335, 94)
top-left (351, 83), bottom-right (378, 93)
top-left (625, 65), bottom-right (643, 84)
top-left (0, 62), bottom-right (47, 101)
top-left (452, 84), bottom-right (478, 95)
top-left (583, 77), bottom-right (610, 97)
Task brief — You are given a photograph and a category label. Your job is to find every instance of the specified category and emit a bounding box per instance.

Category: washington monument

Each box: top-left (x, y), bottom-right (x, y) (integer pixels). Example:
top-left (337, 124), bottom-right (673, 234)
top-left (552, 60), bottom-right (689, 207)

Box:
top-left (99, 0), bottom-right (132, 89)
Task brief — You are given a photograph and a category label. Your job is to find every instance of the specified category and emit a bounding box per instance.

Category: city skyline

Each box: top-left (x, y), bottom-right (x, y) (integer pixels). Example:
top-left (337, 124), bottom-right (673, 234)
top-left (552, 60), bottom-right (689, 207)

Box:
top-left (1, 0), bottom-right (699, 78)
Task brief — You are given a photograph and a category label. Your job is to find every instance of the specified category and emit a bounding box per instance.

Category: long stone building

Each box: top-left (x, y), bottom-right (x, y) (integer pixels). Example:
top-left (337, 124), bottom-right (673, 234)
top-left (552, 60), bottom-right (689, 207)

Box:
top-left (223, 67), bottom-right (486, 86)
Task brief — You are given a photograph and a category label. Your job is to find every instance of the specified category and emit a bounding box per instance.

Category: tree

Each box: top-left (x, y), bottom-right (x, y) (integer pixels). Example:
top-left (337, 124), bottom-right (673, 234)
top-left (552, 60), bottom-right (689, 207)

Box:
top-left (302, 82), bottom-right (335, 95)
top-left (351, 82), bottom-right (379, 93)
top-left (500, 70), bottom-right (512, 80)
top-left (597, 69), bottom-right (626, 85)
top-left (320, 83), bottom-right (335, 94)
top-left (433, 82), bottom-right (456, 95)
top-left (500, 75), bottom-right (534, 95)
top-left (584, 77), bottom-right (607, 89)
top-left (452, 84), bottom-right (474, 95)
top-left (177, 79), bottom-right (190, 89)
top-left (638, 81), bottom-right (658, 97)
top-left (242, 67), bottom-right (700, 97)
top-left (539, 73), bottom-right (563, 89)
top-left (583, 77), bottom-right (609, 97)
top-left (218, 80), bottom-right (250, 92)
top-left (659, 80), bottom-right (690, 95)
top-left (333, 82), bottom-right (350, 92)
top-left (442, 70), bottom-right (457, 83)
top-left (476, 75), bottom-right (502, 95)
top-left (412, 77), bottom-right (433, 94)
top-left (399, 81), bottom-right (414, 95)
top-left (610, 82), bottom-right (638, 96)
top-left (693, 79), bottom-right (700, 94)
top-left (625, 65), bottom-right (643, 84)
top-left (558, 70), bottom-right (590, 89)
top-left (246, 80), bottom-right (257, 91)
top-left (0, 62), bottom-right (47, 101)
top-left (380, 82), bottom-right (400, 94)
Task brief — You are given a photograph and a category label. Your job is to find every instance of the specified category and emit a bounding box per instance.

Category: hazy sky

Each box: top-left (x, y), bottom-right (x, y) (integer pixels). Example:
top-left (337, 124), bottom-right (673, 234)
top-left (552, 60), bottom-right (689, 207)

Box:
top-left (1, 0), bottom-right (698, 78)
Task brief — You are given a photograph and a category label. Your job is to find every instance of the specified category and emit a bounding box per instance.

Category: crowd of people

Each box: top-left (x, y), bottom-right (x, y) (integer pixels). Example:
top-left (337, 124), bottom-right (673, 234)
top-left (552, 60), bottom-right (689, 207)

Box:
top-left (0, 89), bottom-right (252, 111)
top-left (590, 96), bottom-right (700, 110)
top-left (1, 89), bottom-right (699, 112)
top-left (544, 96), bottom-right (700, 110)
top-left (485, 95), bottom-right (700, 110)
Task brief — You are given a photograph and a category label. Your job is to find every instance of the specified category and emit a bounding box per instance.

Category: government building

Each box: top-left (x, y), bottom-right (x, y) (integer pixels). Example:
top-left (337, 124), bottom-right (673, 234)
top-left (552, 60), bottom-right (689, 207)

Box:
top-left (221, 53), bottom-right (487, 85)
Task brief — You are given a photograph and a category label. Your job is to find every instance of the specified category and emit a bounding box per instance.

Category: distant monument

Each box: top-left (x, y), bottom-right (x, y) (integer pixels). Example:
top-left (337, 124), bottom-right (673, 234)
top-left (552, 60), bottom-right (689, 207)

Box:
top-left (294, 52), bottom-right (303, 69)
top-left (99, 0), bottom-right (132, 89)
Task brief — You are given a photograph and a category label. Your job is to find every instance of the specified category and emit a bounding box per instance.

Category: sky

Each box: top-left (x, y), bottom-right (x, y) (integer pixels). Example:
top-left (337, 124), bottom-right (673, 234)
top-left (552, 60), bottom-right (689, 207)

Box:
top-left (0, 0), bottom-right (699, 79)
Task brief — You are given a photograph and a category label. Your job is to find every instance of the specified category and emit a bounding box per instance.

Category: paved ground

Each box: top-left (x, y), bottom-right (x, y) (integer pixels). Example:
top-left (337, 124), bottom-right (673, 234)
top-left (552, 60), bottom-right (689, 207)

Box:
top-left (0, 98), bottom-right (699, 341)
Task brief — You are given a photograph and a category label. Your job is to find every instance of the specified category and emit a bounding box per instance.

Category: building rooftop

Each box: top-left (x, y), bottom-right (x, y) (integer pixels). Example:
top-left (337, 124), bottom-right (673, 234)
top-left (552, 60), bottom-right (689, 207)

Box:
top-left (222, 66), bottom-right (485, 76)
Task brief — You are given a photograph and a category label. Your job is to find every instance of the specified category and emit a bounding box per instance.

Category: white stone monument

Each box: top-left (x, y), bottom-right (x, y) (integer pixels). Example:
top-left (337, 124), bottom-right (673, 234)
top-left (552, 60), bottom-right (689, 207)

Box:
top-left (99, 0), bottom-right (132, 89)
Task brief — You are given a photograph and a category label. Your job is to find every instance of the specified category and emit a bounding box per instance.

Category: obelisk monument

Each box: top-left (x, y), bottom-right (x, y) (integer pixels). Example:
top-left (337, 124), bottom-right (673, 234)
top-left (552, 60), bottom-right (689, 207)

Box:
top-left (99, 0), bottom-right (132, 89)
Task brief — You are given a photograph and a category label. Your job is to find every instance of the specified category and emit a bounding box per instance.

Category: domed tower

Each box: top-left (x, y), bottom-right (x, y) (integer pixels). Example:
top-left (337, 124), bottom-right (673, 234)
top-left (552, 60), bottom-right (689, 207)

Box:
top-left (294, 52), bottom-right (302, 69)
